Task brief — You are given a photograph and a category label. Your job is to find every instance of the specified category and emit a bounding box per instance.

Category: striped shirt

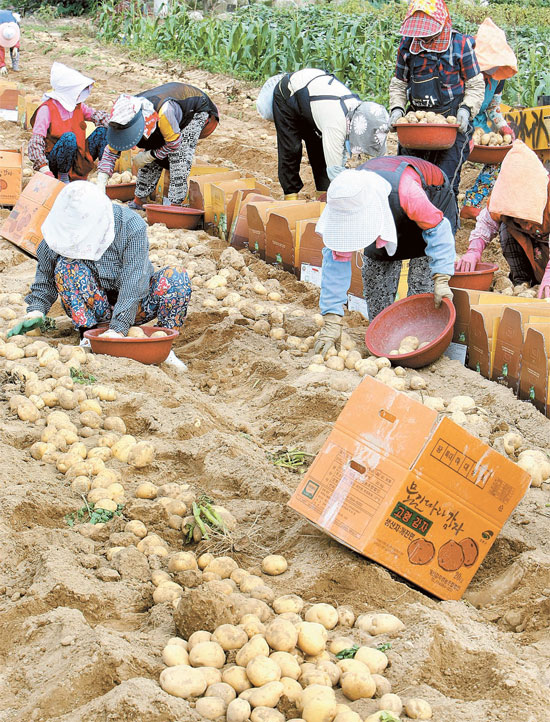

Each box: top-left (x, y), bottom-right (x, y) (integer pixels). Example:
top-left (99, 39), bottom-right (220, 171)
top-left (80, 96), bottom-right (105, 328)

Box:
top-left (395, 31), bottom-right (480, 107)
top-left (26, 204), bottom-right (153, 335)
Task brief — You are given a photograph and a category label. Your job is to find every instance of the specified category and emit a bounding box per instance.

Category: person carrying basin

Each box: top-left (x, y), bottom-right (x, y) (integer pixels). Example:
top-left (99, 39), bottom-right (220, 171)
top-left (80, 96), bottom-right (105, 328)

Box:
top-left (28, 62), bottom-right (109, 184)
top-left (388, 0), bottom-right (485, 200)
top-left (97, 82), bottom-right (219, 208)
top-left (9, 181), bottom-right (191, 370)
top-left (313, 157), bottom-right (456, 357)
top-left (256, 68), bottom-right (390, 199)
top-left (457, 141), bottom-right (550, 299)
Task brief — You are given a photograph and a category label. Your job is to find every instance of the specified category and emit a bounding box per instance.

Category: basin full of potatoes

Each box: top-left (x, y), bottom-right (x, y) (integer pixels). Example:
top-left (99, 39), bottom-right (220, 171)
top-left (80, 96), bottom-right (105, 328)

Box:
top-left (395, 111), bottom-right (458, 125)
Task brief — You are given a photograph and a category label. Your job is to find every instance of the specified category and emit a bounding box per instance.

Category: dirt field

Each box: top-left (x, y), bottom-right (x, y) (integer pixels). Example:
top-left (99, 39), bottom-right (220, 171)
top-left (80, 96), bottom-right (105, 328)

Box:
top-left (0, 18), bottom-right (549, 722)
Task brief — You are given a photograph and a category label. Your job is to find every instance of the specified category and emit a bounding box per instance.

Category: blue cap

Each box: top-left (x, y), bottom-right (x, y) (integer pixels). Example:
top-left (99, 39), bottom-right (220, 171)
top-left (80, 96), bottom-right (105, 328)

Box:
top-left (107, 110), bottom-right (145, 151)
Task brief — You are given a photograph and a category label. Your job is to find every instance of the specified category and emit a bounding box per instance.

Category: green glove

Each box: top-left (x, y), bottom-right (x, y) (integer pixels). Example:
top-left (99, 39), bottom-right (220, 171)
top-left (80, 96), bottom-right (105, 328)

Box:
top-left (7, 313), bottom-right (45, 338)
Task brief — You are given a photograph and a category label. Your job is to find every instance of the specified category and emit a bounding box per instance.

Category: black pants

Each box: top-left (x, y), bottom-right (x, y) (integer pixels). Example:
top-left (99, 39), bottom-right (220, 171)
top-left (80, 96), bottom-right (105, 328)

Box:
top-left (499, 225), bottom-right (540, 285)
top-left (398, 125), bottom-right (472, 200)
top-left (272, 85), bottom-right (330, 196)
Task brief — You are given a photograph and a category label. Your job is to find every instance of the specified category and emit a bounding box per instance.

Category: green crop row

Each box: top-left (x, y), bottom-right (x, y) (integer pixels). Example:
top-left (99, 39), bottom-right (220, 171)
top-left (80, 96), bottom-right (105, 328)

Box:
top-left (96, 1), bottom-right (550, 108)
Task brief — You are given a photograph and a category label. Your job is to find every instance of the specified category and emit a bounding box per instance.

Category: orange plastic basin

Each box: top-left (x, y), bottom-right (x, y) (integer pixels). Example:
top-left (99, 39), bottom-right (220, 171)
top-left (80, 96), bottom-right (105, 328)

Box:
top-left (450, 262), bottom-right (499, 291)
top-left (365, 294), bottom-right (456, 368)
top-left (468, 144), bottom-right (512, 164)
top-left (144, 204), bottom-right (203, 229)
top-left (106, 182), bottom-right (136, 202)
top-left (396, 123), bottom-right (459, 150)
top-left (84, 326), bottom-right (179, 364)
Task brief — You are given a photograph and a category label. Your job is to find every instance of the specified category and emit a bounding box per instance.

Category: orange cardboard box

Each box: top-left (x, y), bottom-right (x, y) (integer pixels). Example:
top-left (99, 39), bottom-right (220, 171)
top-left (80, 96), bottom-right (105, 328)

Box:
top-left (229, 192), bottom-right (274, 249)
top-left (452, 289), bottom-right (536, 345)
top-left (265, 202), bottom-right (324, 273)
top-left (492, 304), bottom-right (550, 391)
top-left (246, 200), bottom-right (308, 260)
top-left (288, 377), bottom-right (531, 600)
top-left (0, 172), bottom-right (65, 257)
top-left (188, 171), bottom-right (243, 227)
top-left (17, 94), bottom-right (41, 130)
top-left (211, 179), bottom-right (271, 239)
top-left (0, 144), bottom-right (24, 206)
top-left (519, 324), bottom-right (550, 415)
top-left (467, 305), bottom-right (503, 377)
top-left (0, 79), bottom-right (20, 118)
top-left (296, 219), bottom-right (323, 273)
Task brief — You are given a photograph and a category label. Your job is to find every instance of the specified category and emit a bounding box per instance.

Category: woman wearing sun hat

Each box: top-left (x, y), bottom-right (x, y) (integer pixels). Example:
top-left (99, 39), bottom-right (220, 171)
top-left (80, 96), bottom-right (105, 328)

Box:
top-left (97, 82), bottom-right (219, 208)
top-left (314, 157), bottom-right (456, 356)
top-left (0, 10), bottom-right (21, 75)
top-left (256, 69), bottom-right (390, 199)
top-left (389, 0), bottom-right (485, 199)
top-left (11, 181), bottom-right (191, 369)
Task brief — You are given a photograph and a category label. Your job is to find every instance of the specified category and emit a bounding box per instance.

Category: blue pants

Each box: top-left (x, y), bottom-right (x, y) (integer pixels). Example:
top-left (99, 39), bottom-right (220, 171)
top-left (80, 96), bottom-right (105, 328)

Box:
top-left (47, 127), bottom-right (108, 177)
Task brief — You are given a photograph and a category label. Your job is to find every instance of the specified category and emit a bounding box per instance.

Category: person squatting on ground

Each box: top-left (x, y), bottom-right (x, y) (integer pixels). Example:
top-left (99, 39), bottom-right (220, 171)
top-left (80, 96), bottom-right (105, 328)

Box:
top-left (97, 82), bottom-right (218, 208)
top-left (389, 0), bottom-right (485, 200)
top-left (313, 158), bottom-right (456, 356)
top-left (13, 182), bottom-right (191, 369)
top-left (461, 18), bottom-right (517, 219)
top-left (257, 68), bottom-right (390, 199)
top-left (28, 62), bottom-right (109, 184)
top-left (0, 9), bottom-right (20, 75)
top-left (457, 141), bottom-right (550, 299)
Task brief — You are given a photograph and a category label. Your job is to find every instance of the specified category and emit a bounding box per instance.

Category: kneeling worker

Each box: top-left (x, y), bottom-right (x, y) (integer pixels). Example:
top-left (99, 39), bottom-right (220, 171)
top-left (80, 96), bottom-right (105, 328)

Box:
top-left (314, 157), bottom-right (456, 356)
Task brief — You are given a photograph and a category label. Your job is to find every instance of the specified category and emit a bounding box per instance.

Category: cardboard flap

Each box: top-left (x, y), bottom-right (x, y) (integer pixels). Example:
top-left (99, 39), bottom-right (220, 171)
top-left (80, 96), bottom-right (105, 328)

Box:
top-left (230, 192), bottom-right (273, 249)
top-left (187, 171), bottom-right (242, 210)
top-left (519, 326), bottom-right (550, 413)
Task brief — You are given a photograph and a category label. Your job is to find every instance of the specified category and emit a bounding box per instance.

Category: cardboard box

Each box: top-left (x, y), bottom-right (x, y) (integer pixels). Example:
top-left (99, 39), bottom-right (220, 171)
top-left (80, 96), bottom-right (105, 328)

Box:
top-left (0, 79), bottom-right (20, 120)
top-left (265, 202), bottom-right (324, 272)
top-left (296, 219), bottom-right (323, 272)
top-left (452, 289), bottom-right (536, 345)
top-left (288, 376), bottom-right (530, 601)
top-left (229, 192), bottom-right (274, 249)
top-left (467, 305), bottom-right (503, 377)
top-left (492, 304), bottom-right (550, 391)
top-left (519, 324), bottom-right (550, 415)
top-left (188, 171), bottom-right (243, 226)
top-left (0, 172), bottom-right (65, 257)
top-left (247, 201), bottom-right (308, 260)
top-left (17, 94), bottom-right (41, 130)
top-left (0, 144), bottom-right (24, 206)
top-left (211, 179), bottom-right (271, 239)
top-left (114, 149), bottom-right (134, 174)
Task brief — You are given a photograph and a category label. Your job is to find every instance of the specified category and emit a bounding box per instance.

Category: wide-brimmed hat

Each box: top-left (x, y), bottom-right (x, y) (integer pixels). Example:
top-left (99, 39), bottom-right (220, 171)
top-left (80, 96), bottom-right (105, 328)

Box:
top-left (347, 102), bottom-right (390, 157)
top-left (0, 22), bottom-right (20, 48)
top-left (256, 74), bottom-right (284, 122)
top-left (107, 109), bottom-right (145, 151)
top-left (316, 169), bottom-right (397, 254)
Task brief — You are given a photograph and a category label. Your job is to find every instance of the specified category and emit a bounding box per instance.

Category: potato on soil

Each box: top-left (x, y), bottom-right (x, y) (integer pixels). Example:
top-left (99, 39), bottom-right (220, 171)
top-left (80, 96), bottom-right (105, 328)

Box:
top-left (405, 698), bottom-right (432, 719)
top-left (125, 519), bottom-right (147, 538)
top-left (269, 651), bottom-right (300, 680)
top-left (212, 624), bottom-right (249, 651)
top-left (265, 618), bottom-right (298, 652)
top-left (168, 551), bottom-right (198, 572)
top-left (136, 481), bottom-right (158, 499)
top-left (354, 647), bottom-right (388, 674)
top-left (247, 681), bottom-right (284, 708)
top-left (227, 698), bottom-right (252, 722)
top-left (189, 640), bottom-right (226, 669)
top-left (104, 416), bottom-right (126, 434)
top-left (297, 622), bottom-right (327, 656)
top-left (222, 665), bottom-right (252, 694)
top-left (235, 635), bottom-right (270, 667)
top-left (261, 554), bottom-right (288, 576)
top-left (304, 603), bottom-right (338, 630)
top-left (159, 665), bottom-right (207, 698)
top-left (196, 697), bottom-right (227, 720)
top-left (240, 614), bottom-right (266, 639)
top-left (205, 556), bottom-right (239, 579)
top-left (162, 644), bottom-right (190, 667)
top-left (246, 656), bottom-right (282, 686)
top-left (341, 671), bottom-right (376, 700)
top-left (205, 681), bottom-right (237, 704)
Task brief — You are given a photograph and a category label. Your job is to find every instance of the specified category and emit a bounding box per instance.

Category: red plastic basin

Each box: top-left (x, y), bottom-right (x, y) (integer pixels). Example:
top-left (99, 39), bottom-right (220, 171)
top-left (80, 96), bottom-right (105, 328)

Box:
top-left (365, 294), bottom-right (456, 368)
top-left (450, 262), bottom-right (499, 291)
top-left (106, 182), bottom-right (136, 202)
top-left (396, 123), bottom-right (459, 150)
top-left (84, 326), bottom-right (179, 364)
top-left (468, 144), bottom-right (512, 164)
top-left (144, 204), bottom-right (204, 229)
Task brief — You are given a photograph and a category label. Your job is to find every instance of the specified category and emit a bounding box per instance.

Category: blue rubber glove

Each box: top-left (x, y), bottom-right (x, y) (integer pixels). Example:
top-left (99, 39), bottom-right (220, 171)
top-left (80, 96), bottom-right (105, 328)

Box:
top-left (422, 218), bottom-right (455, 277)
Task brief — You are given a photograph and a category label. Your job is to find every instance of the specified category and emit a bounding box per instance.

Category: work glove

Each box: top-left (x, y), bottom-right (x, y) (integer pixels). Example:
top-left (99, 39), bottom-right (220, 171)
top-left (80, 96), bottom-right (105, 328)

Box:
top-left (313, 313), bottom-right (343, 358)
top-left (133, 150), bottom-right (155, 170)
top-left (7, 310), bottom-right (45, 338)
top-left (0, 66), bottom-right (7, 77)
top-left (389, 108), bottom-right (404, 129)
top-left (99, 329), bottom-right (124, 338)
top-left (499, 125), bottom-right (515, 140)
top-left (433, 274), bottom-right (453, 309)
top-left (96, 171), bottom-right (109, 193)
top-left (39, 165), bottom-right (55, 178)
top-left (455, 248), bottom-right (482, 272)
top-left (284, 193), bottom-right (299, 201)
top-left (537, 262), bottom-right (550, 299)
top-left (457, 107), bottom-right (470, 134)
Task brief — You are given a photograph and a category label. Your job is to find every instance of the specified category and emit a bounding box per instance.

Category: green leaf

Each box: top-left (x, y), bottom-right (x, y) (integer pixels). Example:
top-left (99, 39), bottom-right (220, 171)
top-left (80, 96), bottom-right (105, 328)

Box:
top-left (335, 644), bottom-right (359, 659)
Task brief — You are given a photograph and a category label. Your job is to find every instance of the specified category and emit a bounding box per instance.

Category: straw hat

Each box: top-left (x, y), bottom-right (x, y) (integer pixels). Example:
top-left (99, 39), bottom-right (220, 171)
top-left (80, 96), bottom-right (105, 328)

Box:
top-left (0, 22), bottom-right (20, 48)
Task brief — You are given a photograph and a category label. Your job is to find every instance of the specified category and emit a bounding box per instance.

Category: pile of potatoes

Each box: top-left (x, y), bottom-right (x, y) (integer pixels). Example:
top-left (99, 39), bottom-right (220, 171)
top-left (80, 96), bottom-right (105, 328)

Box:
top-left (146, 550), bottom-right (434, 722)
top-left (388, 336), bottom-right (429, 357)
top-left (472, 127), bottom-right (512, 146)
top-left (107, 171), bottom-right (138, 186)
top-left (395, 111), bottom-right (457, 125)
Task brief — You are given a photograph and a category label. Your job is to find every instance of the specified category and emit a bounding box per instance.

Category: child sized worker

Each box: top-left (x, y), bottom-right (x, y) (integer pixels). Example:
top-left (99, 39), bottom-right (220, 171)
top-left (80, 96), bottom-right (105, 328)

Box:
top-left (11, 181), bottom-right (192, 370)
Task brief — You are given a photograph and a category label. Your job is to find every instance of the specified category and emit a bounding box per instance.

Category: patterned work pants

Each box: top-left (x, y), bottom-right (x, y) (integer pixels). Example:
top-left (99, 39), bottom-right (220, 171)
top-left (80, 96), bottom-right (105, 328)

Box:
top-left (361, 255), bottom-right (432, 320)
top-left (135, 112), bottom-right (208, 205)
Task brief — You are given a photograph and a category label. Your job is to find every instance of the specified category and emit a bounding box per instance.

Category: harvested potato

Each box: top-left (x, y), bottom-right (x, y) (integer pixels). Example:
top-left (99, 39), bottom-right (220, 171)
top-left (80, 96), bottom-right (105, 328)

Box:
top-left (189, 640), bottom-right (226, 669)
top-left (297, 622), bottom-right (327, 656)
top-left (195, 696), bottom-right (227, 720)
top-left (341, 671), bottom-right (376, 700)
top-left (159, 665), bottom-right (207, 698)
top-left (304, 603), bottom-right (338, 630)
top-left (222, 665), bottom-right (252, 694)
top-left (356, 613), bottom-right (404, 636)
top-left (168, 551), bottom-right (198, 572)
top-left (265, 618), bottom-right (298, 652)
top-left (212, 624), bottom-right (248, 651)
top-left (111, 435), bottom-right (137, 462)
top-left (246, 656), bottom-right (281, 687)
top-left (404, 698), bottom-right (432, 719)
top-left (104, 416), bottom-right (126, 434)
top-left (227, 698), bottom-right (252, 722)
top-left (235, 635), bottom-right (270, 667)
top-left (125, 519), bottom-right (147, 538)
top-left (269, 652), bottom-right (300, 680)
top-left (240, 614), bottom-right (266, 639)
top-left (379, 693), bottom-right (403, 715)
top-left (247, 681), bottom-right (284, 709)
top-left (136, 481), bottom-right (158, 499)
top-left (354, 647), bottom-right (388, 674)
top-left (261, 554), bottom-right (288, 576)
top-left (273, 594), bottom-right (304, 615)
top-left (198, 552), bottom-right (215, 570)
top-left (162, 644), bottom-right (190, 667)
top-left (128, 440), bottom-right (155, 468)
top-left (517, 449), bottom-right (550, 487)
top-left (205, 556), bottom-right (239, 579)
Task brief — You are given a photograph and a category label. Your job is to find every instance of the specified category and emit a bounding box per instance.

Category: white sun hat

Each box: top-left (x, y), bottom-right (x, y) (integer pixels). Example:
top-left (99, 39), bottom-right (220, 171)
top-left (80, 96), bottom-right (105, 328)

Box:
top-left (256, 74), bottom-right (284, 122)
top-left (316, 169), bottom-right (397, 255)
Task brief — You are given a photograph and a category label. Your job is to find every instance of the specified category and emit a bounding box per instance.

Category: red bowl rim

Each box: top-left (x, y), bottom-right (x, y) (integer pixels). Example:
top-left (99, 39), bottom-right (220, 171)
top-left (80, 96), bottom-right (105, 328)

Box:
top-left (365, 294), bottom-right (456, 360)
top-left (472, 143), bottom-right (513, 150)
top-left (396, 123), bottom-right (459, 130)
top-left (83, 326), bottom-right (179, 343)
top-left (452, 262), bottom-right (499, 277)
top-left (106, 182), bottom-right (136, 189)
top-left (144, 204), bottom-right (204, 216)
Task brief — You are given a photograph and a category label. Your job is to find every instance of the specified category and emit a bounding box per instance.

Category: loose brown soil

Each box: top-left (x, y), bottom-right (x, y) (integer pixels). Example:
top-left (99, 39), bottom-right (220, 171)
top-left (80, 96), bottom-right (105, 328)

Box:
top-left (0, 18), bottom-right (549, 722)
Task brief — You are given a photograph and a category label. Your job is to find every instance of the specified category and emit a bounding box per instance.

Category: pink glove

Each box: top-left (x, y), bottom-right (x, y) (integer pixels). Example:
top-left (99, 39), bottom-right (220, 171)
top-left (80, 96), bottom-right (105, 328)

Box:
top-left (537, 263), bottom-right (550, 299)
top-left (455, 247), bottom-right (482, 272)
top-left (39, 166), bottom-right (55, 178)
top-left (500, 125), bottom-right (515, 140)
